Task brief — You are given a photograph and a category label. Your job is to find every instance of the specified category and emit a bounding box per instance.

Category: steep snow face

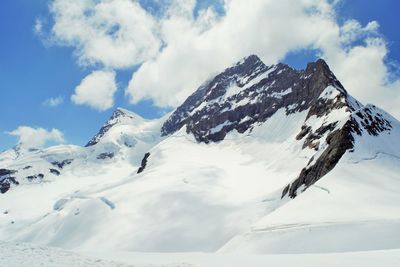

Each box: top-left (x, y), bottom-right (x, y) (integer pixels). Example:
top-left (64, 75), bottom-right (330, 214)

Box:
top-left (85, 108), bottom-right (166, 165)
top-left (0, 147), bottom-right (19, 167)
top-left (219, 114), bottom-right (400, 254)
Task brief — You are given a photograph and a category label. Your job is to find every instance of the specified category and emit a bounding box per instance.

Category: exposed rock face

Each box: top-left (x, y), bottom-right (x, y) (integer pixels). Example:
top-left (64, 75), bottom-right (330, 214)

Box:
top-left (97, 152), bottom-right (115, 160)
top-left (162, 56), bottom-right (347, 143)
top-left (285, 119), bottom-right (358, 198)
top-left (283, 103), bottom-right (393, 198)
top-left (354, 105), bottom-right (393, 136)
top-left (49, 169), bottom-right (61, 176)
top-left (137, 152), bottom-right (150, 174)
top-left (161, 55), bottom-right (394, 198)
top-left (26, 174), bottom-right (44, 181)
top-left (0, 169), bottom-right (18, 194)
top-left (161, 55), bottom-right (268, 137)
top-left (51, 159), bottom-right (73, 169)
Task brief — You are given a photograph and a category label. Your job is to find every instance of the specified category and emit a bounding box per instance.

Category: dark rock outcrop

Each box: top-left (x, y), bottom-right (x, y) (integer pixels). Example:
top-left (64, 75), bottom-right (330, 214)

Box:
top-left (26, 173), bottom-right (44, 181)
top-left (0, 169), bottom-right (18, 194)
top-left (355, 105), bottom-right (392, 136)
top-left (50, 159), bottom-right (73, 169)
top-left (161, 55), bottom-right (269, 137)
top-left (301, 122), bottom-right (338, 150)
top-left (283, 103), bottom-right (393, 198)
top-left (161, 56), bottom-right (346, 143)
top-left (49, 169), bottom-right (61, 176)
top-left (284, 118), bottom-right (359, 198)
top-left (137, 152), bottom-right (151, 174)
top-left (97, 152), bottom-right (115, 160)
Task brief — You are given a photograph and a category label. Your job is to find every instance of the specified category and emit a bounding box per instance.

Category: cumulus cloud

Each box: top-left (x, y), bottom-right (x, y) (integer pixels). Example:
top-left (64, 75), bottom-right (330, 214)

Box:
top-left (126, 0), bottom-right (400, 118)
top-left (339, 20), bottom-right (379, 43)
top-left (48, 0), bottom-right (161, 69)
top-left (42, 96), bottom-right (64, 107)
top-left (8, 126), bottom-right (65, 148)
top-left (34, 18), bottom-right (44, 35)
top-left (71, 70), bottom-right (117, 111)
top-left (126, 0), bottom-right (341, 107)
top-left (42, 0), bottom-right (400, 118)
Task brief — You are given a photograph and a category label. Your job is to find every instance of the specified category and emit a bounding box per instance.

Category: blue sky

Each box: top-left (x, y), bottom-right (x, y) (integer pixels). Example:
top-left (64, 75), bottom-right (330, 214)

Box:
top-left (0, 0), bottom-right (399, 151)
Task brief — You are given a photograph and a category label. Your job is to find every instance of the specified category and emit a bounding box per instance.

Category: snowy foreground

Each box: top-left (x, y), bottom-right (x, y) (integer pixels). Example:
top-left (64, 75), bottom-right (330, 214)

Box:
top-left (2, 241), bottom-right (400, 267)
top-left (1, 109), bottom-right (400, 266)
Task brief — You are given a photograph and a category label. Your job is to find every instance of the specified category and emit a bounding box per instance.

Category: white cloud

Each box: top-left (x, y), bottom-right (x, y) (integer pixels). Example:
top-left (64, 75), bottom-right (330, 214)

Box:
top-left (125, 0), bottom-right (400, 119)
top-left (43, 0), bottom-right (400, 119)
top-left (316, 18), bottom-right (400, 118)
top-left (48, 0), bottom-right (161, 69)
top-left (339, 19), bottom-right (378, 43)
top-left (34, 18), bottom-right (44, 35)
top-left (71, 70), bottom-right (118, 111)
top-left (42, 96), bottom-right (64, 107)
top-left (8, 126), bottom-right (65, 148)
top-left (127, 0), bottom-right (338, 107)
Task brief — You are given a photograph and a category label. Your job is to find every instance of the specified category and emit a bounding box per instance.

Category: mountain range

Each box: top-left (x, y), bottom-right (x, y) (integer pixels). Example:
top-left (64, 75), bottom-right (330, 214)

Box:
top-left (1, 55), bottom-right (400, 256)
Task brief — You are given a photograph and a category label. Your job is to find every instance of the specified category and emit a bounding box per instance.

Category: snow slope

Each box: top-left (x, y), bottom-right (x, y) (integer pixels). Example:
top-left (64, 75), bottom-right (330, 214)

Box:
top-left (1, 56), bottom-right (400, 264)
top-left (2, 105), bottom-right (399, 254)
top-left (2, 241), bottom-right (400, 267)
top-left (0, 241), bottom-right (134, 267)
top-left (0, 109), bottom-right (312, 252)
top-left (0, 108), bottom-right (166, 193)
top-left (220, 109), bottom-right (400, 254)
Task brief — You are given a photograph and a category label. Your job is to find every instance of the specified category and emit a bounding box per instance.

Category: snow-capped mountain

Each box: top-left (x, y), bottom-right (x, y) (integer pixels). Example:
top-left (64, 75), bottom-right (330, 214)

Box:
top-left (162, 55), bottom-right (395, 198)
top-left (0, 108), bottom-right (165, 194)
top-left (1, 55), bottom-right (400, 256)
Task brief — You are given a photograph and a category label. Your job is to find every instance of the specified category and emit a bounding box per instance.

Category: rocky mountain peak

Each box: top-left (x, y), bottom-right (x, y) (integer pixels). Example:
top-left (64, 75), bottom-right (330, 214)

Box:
top-left (161, 54), bottom-right (270, 137)
top-left (305, 58), bottom-right (329, 72)
top-left (160, 55), bottom-right (397, 198)
top-left (85, 107), bottom-right (142, 147)
top-left (161, 56), bottom-right (353, 143)
top-left (306, 58), bottom-right (345, 93)
top-left (110, 107), bottom-right (135, 120)
top-left (231, 54), bottom-right (264, 71)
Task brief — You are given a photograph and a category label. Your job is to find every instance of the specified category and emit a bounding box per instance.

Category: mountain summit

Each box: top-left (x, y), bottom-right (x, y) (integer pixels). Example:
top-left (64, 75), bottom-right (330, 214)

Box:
top-left (1, 55), bottom-right (400, 255)
top-left (162, 56), bottom-right (349, 142)
top-left (161, 55), bottom-right (394, 197)
top-left (86, 107), bottom-right (146, 147)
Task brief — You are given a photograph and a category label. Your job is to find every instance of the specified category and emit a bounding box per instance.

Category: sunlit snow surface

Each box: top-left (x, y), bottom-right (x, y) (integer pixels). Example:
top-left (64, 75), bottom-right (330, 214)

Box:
top-left (1, 241), bottom-right (400, 267)
top-left (220, 108), bottom-right (400, 254)
top-left (1, 92), bottom-right (400, 266)
top-left (0, 109), bottom-right (311, 252)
